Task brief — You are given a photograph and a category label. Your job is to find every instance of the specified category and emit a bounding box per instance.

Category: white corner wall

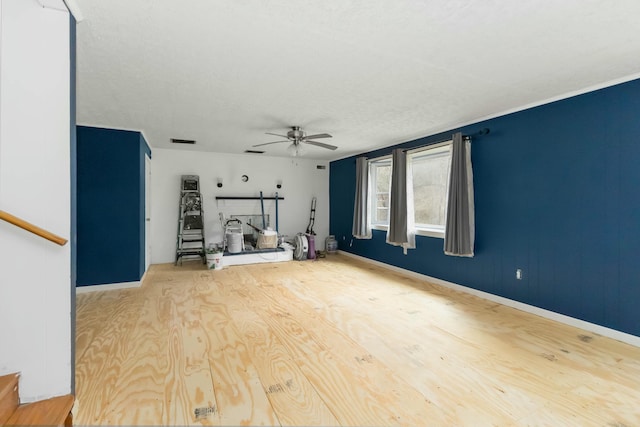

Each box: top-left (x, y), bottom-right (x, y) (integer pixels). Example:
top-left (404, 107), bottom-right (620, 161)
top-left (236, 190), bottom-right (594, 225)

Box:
top-left (0, 0), bottom-right (71, 401)
top-left (151, 148), bottom-right (330, 264)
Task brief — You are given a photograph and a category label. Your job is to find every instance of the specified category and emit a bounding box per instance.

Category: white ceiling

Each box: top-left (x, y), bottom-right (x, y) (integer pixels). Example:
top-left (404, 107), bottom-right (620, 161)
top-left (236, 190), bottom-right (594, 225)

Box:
top-left (75, 0), bottom-right (640, 160)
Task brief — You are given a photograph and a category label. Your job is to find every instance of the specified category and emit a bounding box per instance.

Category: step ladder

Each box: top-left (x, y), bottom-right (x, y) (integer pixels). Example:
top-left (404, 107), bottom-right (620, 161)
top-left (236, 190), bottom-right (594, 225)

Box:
top-left (175, 175), bottom-right (206, 265)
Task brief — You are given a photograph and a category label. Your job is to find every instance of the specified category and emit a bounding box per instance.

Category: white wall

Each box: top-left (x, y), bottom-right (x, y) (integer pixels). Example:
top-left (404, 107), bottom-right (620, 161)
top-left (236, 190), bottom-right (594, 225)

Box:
top-left (0, 0), bottom-right (71, 401)
top-left (151, 148), bottom-right (330, 263)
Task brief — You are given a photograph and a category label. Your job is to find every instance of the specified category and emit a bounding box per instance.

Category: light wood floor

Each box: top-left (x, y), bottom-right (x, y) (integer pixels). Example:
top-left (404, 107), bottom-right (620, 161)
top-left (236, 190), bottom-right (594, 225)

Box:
top-left (75, 255), bottom-right (640, 426)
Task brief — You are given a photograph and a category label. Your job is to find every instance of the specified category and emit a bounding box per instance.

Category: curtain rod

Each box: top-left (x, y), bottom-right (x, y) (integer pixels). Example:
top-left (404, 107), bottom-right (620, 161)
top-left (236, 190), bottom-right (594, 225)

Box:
top-left (403, 128), bottom-right (490, 152)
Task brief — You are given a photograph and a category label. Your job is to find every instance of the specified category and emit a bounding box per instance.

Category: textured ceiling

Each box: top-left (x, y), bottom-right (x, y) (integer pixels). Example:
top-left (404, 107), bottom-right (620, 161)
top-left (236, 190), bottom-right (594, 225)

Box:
top-left (75, 0), bottom-right (640, 160)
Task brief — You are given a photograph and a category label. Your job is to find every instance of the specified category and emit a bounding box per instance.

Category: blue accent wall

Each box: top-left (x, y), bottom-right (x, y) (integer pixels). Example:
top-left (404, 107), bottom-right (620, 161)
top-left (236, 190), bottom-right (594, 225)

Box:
top-left (330, 78), bottom-right (640, 337)
top-left (77, 126), bottom-right (150, 286)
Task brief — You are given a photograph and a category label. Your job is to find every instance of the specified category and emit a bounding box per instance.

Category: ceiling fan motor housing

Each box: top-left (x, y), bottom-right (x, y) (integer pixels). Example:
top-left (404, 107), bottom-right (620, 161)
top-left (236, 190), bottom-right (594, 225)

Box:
top-left (288, 126), bottom-right (305, 140)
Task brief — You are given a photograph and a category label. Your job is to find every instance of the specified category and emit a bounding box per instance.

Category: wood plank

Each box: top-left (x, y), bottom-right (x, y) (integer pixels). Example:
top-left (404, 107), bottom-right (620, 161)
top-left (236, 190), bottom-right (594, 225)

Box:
top-left (160, 279), bottom-right (220, 426)
top-left (217, 292), bottom-right (341, 426)
top-left (200, 295), bottom-right (279, 426)
top-left (0, 373), bottom-right (19, 425)
top-left (7, 395), bottom-right (73, 426)
top-left (75, 291), bottom-right (119, 360)
top-left (94, 282), bottom-right (169, 425)
top-left (74, 288), bottom-right (144, 425)
top-left (171, 268), bottom-right (280, 426)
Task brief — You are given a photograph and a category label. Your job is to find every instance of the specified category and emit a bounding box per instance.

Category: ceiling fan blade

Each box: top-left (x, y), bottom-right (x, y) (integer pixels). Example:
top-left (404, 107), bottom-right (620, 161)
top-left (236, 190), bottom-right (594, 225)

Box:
top-left (265, 132), bottom-right (289, 138)
top-left (304, 140), bottom-right (338, 150)
top-left (252, 140), bottom-right (289, 147)
top-left (303, 133), bottom-right (332, 140)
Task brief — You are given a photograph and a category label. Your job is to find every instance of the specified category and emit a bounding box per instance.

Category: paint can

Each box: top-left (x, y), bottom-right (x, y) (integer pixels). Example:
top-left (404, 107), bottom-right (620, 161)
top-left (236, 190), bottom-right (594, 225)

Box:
top-left (206, 252), bottom-right (224, 270)
top-left (226, 231), bottom-right (243, 254)
top-left (325, 235), bottom-right (338, 253)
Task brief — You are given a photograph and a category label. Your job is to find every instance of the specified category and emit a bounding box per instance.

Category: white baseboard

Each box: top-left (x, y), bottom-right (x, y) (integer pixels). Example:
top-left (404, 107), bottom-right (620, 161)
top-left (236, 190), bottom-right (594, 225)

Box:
top-left (338, 251), bottom-right (640, 348)
top-left (75, 280), bottom-right (142, 294)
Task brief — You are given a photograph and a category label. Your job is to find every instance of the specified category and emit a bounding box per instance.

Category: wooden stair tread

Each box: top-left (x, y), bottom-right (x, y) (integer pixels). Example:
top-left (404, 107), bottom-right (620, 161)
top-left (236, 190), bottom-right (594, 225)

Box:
top-left (0, 373), bottom-right (20, 425)
top-left (6, 395), bottom-right (74, 426)
top-left (0, 373), bottom-right (19, 401)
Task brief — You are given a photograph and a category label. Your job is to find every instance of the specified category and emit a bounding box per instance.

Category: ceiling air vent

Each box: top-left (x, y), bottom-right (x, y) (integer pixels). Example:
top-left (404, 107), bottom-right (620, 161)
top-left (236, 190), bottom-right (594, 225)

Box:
top-left (171, 138), bottom-right (196, 144)
top-left (244, 150), bottom-right (265, 154)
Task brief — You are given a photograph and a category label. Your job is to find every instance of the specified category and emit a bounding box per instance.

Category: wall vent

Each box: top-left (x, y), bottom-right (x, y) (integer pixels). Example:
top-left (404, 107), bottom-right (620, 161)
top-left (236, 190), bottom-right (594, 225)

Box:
top-left (316, 165), bottom-right (327, 169)
top-left (244, 150), bottom-right (265, 154)
top-left (171, 138), bottom-right (196, 144)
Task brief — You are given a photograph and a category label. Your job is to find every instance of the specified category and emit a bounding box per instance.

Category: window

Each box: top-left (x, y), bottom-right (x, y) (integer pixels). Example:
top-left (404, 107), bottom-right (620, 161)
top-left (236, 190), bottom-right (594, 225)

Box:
top-left (409, 143), bottom-right (452, 235)
top-left (370, 142), bottom-right (452, 237)
top-left (369, 157), bottom-right (392, 225)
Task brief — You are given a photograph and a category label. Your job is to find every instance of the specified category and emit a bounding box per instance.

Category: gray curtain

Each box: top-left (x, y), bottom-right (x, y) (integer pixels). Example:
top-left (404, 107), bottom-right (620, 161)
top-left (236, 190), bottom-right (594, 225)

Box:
top-left (386, 148), bottom-right (415, 254)
top-left (444, 132), bottom-right (475, 257)
top-left (352, 157), bottom-right (372, 239)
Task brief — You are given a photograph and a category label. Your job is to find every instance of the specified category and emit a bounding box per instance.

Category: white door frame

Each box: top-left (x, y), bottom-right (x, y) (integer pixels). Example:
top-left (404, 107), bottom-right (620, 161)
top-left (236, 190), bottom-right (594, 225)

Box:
top-left (145, 155), bottom-right (151, 270)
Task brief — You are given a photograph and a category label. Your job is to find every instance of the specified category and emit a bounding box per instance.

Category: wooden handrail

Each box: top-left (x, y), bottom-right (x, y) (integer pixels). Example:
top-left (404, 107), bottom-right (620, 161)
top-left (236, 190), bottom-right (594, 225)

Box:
top-left (0, 210), bottom-right (68, 246)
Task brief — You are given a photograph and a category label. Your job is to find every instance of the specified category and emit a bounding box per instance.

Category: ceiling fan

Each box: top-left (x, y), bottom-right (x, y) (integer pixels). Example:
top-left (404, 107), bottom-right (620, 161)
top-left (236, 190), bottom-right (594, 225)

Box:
top-left (253, 126), bottom-right (337, 156)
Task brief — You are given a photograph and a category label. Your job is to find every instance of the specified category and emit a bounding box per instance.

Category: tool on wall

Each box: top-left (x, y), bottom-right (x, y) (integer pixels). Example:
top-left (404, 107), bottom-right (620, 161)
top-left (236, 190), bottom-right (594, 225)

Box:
top-left (306, 196), bottom-right (317, 235)
top-left (259, 191), bottom-right (266, 229)
top-left (275, 191), bottom-right (279, 233)
top-left (175, 175), bottom-right (206, 265)
top-left (293, 196), bottom-right (318, 261)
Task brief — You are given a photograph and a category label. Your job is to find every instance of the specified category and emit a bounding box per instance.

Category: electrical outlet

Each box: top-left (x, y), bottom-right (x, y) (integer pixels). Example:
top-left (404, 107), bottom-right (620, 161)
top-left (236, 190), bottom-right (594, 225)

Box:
top-left (516, 269), bottom-right (523, 280)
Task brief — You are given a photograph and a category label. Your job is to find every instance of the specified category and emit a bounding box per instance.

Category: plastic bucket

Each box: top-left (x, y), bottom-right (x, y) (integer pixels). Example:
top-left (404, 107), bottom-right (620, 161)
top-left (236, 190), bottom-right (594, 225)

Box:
top-left (325, 235), bottom-right (338, 253)
top-left (257, 230), bottom-right (278, 249)
top-left (206, 252), bottom-right (223, 270)
top-left (226, 232), bottom-right (243, 253)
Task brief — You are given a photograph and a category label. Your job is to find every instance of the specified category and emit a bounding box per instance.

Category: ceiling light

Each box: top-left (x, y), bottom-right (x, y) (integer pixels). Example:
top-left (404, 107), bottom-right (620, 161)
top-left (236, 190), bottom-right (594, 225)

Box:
top-left (287, 143), bottom-right (306, 157)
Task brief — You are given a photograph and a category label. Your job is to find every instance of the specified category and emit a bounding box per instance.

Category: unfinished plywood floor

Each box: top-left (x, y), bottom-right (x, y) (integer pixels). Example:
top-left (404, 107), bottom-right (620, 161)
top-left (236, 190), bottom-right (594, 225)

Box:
top-left (75, 255), bottom-right (640, 426)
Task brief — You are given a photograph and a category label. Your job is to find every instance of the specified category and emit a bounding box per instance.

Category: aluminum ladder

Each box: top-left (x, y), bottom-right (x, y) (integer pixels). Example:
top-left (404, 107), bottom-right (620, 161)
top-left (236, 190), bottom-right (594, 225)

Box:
top-left (175, 175), bottom-right (206, 265)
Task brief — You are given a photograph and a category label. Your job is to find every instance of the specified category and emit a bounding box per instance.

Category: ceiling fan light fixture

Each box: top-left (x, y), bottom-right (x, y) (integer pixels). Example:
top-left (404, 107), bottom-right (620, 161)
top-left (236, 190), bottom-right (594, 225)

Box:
top-left (287, 142), bottom-right (305, 157)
